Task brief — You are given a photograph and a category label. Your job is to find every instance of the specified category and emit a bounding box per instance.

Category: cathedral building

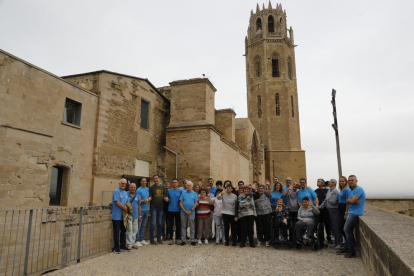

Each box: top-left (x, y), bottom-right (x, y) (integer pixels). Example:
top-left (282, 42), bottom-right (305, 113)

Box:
top-left (0, 3), bottom-right (305, 209)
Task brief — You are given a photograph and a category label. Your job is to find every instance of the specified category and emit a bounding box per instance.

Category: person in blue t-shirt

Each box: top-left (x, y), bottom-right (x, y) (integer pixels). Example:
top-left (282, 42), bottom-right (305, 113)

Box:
top-left (297, 178), bottom-right (319, 207)
top-left (126, 183), bottom-right (141, 249)
top-left (112, 178), bottom-right (130, 253)
top-left (270, 176), bottom-right (279, 192)
top-left (283, 177), bottom-right (293, 205)
top-left (179, 181), bottom-right (199, 246)
top-left (208, 178), bottom-right (217, 198)
top-left (338, 176), bottom-right (351, 244)
top-left (270, 182), bottom-right (285, 207)
top-left (165, 178), bottom-right (184, 245)
top-left (136, 177), bottom-right (150, 245)
top-left (339, 175), bottom-right (365, 258)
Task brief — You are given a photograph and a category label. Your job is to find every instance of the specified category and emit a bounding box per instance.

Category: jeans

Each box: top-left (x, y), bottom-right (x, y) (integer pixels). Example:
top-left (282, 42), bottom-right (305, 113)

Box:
top-left (338, 203), bottom-right (347, 241)
top-left (328, 208), bottom-right (342, 246)
top-left (344, 213), bottom-right (359, 253)
top-left (136, 210), bottom-right (149, 242)
top-left (180, 213), bottom-right (196, 242)
top-left (239, 215), bottom-right (255, 245)
top-left (150, 207), bottom-right (163, 241)
top-left (197, 217), bottom-right (211, 240)
top-left (222, 214), bottom-right (236, 244)
top-left (126, 218), bottom-right (139, 246)
top-left (214, 215), bottom-right (225, 242)
top-left (168, 211), bottom-right (181, 240)
top-left (256, 213), bottom-right (271, 242)
top-left (112, 220), bottom-right (126, 249)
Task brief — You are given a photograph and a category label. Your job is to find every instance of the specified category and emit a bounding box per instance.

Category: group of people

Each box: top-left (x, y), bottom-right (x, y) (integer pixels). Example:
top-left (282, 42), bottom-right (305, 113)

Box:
top-left (111, 174), bottom-right (365, 259)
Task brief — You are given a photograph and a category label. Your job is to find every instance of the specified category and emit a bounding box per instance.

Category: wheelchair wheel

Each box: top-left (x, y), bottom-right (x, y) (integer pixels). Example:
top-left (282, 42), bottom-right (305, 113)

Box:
top-left (312, 243), bottom-right (318, 251)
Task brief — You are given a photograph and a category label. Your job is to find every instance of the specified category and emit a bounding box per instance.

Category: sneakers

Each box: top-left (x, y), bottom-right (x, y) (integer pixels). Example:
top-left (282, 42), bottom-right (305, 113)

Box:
top-left (265, 241), bottom-right (270, 247)
top-left (133, 242), bottom-right (143, 247)
top-left (140, 240), bottom-right (149, 245)
top-left (113, 248), bottom-right (121, 254)
top-left (120, 245), bottom-right (130, 252)
top-left (132, 244), bottom-right (140, 249)
top-left (198, 239), bottom-right (203, 245)
top-left (204, 239), bottom-right (209, 244)
top-left (169, 240), bottom-right (174, 245)
top-left (216, 241), bottom-right (220, 245)
top-left (280, 237), bottom-right (287, 242)
top-left (126, 245), bottom-right (132, 250)
top-left (250, 243), bottom-right (256, 248)
top-left (150, 240), bottom-right (157, 245)
top-left (334, 245), bottom-right (342, 250)
top-left (257, 241), bottom-right (261, 247)
top-left (240, 243), bottom-right (245, 248)
top-left (180, 242), bottom-right (186, 246)
top-left (330, 243), bottom-right (337, 248)
top-left (157, 238), bottom-right (163, 244)
top-left (176, 240), bottom-right (181, 245)
top-left (191, 242), bottom-right (197, 246)
top-left (345, 252), bottom-right (356, 258)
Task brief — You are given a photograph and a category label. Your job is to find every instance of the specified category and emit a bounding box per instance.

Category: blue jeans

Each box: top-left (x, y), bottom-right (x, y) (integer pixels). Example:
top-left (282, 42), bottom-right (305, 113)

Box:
top-left (150, 207), bottom-right (163, 241)
top-left (136, 211), bottom-right (149, 242)
top-left (344, 213), bottom-right (359, 253)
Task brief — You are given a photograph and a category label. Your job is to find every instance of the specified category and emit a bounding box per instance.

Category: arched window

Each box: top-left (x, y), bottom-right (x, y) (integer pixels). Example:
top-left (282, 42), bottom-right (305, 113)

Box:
top-left (275, 93), bottom-right (280, 116)
top-left (272, 54), bottom-right (280, 77)
top-left (268, 15), bottom-right (274, 33)
top-left (291, 96), bottom-right (294, 118)
top-left (258, 96), bottom-right (262, 118)
top-left (256, 18), bottom-right (262, 31)
top-left (288, 57), bottom-right (292, 80)
top-left (255, 56), bottom-right (261, 77)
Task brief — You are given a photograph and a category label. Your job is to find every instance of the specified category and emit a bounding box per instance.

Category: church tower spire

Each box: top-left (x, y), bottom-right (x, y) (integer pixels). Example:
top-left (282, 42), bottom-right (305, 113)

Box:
top-left (245, 2), bottom-right (306, 182)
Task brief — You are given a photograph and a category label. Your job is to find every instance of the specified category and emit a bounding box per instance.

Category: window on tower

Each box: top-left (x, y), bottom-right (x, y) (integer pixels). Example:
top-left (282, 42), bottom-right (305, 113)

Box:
top-left (258, 95), bottom-right (262, 118)
top-left (268, 15), bottom-right (274, 33)
top-left (291, 96), bottom-right (294, 118)
top-left (255, 56), bottom-right (261, 77)
top-left (256, 18), bottom-right (262, 31)
top-left (272, 54), bottom-right (280, 77)
top-left (288, 57), bottom-right (293, 80)
top-left (275, 93), bottom-right (280, 116)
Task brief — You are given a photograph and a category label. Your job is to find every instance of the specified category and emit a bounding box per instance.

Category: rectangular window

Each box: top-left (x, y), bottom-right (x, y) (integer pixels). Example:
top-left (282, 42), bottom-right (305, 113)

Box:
top-left (63, 98), bottom-right (82, 126)
top-left (140, 100), bottom-right (149, 130)
top-left (49, 166), bottom-right (63, 206)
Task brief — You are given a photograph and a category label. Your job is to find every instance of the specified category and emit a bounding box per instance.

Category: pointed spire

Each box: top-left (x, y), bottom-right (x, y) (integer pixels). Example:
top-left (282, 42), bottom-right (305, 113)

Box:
top-left (279, 3), bottom-right (283, 11)
top-left (284, 9), bottom-right (286, 15)
top-left (256, 3), bottom-right (260, 13)
top-left (251, 9), bottom-right (254, 16)
top-left (268, 1), bottom-right (273, 10)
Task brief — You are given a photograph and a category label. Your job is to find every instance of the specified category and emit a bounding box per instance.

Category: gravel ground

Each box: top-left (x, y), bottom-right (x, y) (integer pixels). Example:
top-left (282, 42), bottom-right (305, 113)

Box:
top-left (50, 242), bottom-right (367, 276)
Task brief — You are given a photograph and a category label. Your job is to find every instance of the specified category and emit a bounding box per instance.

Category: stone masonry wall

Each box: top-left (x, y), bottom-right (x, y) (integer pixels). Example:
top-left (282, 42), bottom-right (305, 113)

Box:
top-left (0, 50), bottom-right (98, 209)
top-left (215, 109), bottom-right (236, 143)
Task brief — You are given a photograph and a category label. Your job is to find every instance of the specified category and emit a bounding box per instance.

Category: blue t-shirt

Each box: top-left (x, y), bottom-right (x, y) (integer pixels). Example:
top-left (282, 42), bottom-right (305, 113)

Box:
top-left (167, 188), bottom-right (183, 212)
top-left (112, 188), bottom-right (128, 220)
top-left (179, 190), bottom-right (199, 215)
top-left (339, 187), bottom-right (351, 204)
top-left (137, 187), bottom-right (150, 212)
top-left (270, 192), bottom-right (285, 206)
top-left (210, 187), bottom-right (217, 197)
top-left (297, 188), bottom-right (317, 206)
top-left (348, 186), bottom-right (366, 216)
top-left (127, 192), bottom-right (141, 219)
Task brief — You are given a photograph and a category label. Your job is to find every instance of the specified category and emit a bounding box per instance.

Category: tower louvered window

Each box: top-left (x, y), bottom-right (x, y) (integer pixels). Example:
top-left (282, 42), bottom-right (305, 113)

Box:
top-left (272, 54), bottom-right (280, 77)
top-left (291, 96), bottom-right (294, 118)
top-left (258, 95), bottom-right (262, 118)
top-left (275, 93), bottom-right (280, 116)
top-left (288, 57), bottom-right (292, 80)
top-left (268, 15), bottom-right (274, 32)
top-left (255, 56), bottom-right (261, 77)
top-left (256, 18), bottom-right (262, 31)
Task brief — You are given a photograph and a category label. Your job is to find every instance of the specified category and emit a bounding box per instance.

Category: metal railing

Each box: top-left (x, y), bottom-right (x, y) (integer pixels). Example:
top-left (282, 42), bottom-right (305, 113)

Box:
top-left (0, 206), bottom-right (113, 276)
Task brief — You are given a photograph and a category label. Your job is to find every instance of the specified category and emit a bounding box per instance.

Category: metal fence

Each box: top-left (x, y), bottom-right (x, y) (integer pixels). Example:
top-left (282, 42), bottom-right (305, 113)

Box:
top-left (0, 206), bottom-right (113, 276)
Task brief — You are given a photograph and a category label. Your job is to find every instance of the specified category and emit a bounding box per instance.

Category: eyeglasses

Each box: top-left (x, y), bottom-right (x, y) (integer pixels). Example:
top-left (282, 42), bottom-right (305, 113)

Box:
top-left (286, 180), bottom-right (291, 182)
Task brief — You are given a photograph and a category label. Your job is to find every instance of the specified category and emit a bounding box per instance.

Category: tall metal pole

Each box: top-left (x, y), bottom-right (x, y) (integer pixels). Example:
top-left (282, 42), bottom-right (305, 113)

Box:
top-left (331, 89), bottom-right (343, 178)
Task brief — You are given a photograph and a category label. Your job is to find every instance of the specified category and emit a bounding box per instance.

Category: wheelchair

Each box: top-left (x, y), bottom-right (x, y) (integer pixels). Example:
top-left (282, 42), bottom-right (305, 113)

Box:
top-left (293, 214), bottom-right (324, 251)
top-left (270, 207), bottom-right (294, 249)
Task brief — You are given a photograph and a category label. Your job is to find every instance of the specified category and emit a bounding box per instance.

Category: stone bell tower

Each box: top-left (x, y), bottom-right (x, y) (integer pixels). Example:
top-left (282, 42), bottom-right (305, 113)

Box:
top-left (245, 2), bottom-right (306, 182)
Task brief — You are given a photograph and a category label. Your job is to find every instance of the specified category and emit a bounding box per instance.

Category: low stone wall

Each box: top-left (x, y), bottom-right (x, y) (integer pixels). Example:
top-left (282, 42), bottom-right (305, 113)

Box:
top-left (365, 197), bottom-right (414, 217)
top-left (357, 205), bottom-right (414, 276)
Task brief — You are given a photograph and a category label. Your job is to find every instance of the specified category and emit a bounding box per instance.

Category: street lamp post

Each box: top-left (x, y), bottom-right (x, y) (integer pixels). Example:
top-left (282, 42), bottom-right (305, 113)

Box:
top-left (331, 89), bottom-right (343, 178)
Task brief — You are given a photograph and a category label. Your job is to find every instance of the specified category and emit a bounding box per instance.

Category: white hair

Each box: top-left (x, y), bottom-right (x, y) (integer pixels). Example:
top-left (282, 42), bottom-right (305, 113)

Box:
top-left (186, 181), bottom-right (193, 187)
top-left (330, 179), bottom-right (337, 186)
top-left (119, 178), bottom-right (127, 184)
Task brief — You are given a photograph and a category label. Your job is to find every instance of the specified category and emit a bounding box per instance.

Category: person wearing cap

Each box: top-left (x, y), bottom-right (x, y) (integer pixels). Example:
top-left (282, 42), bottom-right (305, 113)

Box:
top-left (295, 196), bottom-right (320, 244)
top-left (217, 182), bottom-right (238, 246)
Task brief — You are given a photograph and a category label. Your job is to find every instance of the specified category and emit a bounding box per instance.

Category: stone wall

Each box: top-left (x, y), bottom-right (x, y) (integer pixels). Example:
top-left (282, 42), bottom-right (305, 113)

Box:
top-left (365, 197), bottom-right (414, 217)
top-left (0, 50), bottom-right (98, 209)
top-left (215, 109), bottom-right (236, 143)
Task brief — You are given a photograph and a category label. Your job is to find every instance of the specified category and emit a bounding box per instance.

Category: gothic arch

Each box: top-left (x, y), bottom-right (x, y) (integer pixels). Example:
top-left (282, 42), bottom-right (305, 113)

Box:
top-left (271, 53), bottom-right (280, 77)
top-left (254, 56), bottom-right (261, 77)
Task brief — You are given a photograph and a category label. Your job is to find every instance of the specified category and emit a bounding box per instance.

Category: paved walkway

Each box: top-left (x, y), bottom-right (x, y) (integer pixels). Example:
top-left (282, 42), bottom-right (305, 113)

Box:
top-left (50, 242), bottom-right (367, 276)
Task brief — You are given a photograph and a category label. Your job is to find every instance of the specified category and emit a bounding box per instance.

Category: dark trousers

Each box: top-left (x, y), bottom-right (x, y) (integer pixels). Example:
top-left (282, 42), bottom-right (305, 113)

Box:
top-left (168, 211), bottom-right (181, 240)
top-left (239, 215), bottom-right (255, 245)
top-left (112, 220), bottom-right (126, 249)
top-left (236, 220), bottom-right (241, 241)
top-left (256, 213), bottom-right (271, 242)
top-left (274, 220), bottom-right (288, 239)
top-left (222, 214), bottom-right (236, 244)
top-left (319, 208), bottom-right (332, 242)
top-left (338, 203), bottom-right (347, 241)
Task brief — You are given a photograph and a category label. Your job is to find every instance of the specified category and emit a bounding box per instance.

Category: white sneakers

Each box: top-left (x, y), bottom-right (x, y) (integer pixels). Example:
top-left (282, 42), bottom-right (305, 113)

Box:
top-left (265, 241), bottom-right (270, 247)
top-left (140, 240), bottom-right (149, 245)
top-left (133, 241), bottom-right (143, 248)
top-left (204, 239), bottom-right (209, 244)
top-left (198, 239), bottom-right (203, 245)
top-left (257, 241), bottom-right (262, 247)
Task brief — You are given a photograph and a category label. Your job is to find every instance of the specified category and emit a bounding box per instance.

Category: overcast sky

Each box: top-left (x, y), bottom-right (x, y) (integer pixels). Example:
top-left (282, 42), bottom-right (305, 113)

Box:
top-left (1, 0), bottom-right (413, 196)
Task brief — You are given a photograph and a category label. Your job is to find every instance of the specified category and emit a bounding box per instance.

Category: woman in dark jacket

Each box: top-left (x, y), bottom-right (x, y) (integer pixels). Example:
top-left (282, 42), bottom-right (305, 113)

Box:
top-left (253, 182), bottom-right (272, 247)
top-left (235, 186), bottom-right (256, 248)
